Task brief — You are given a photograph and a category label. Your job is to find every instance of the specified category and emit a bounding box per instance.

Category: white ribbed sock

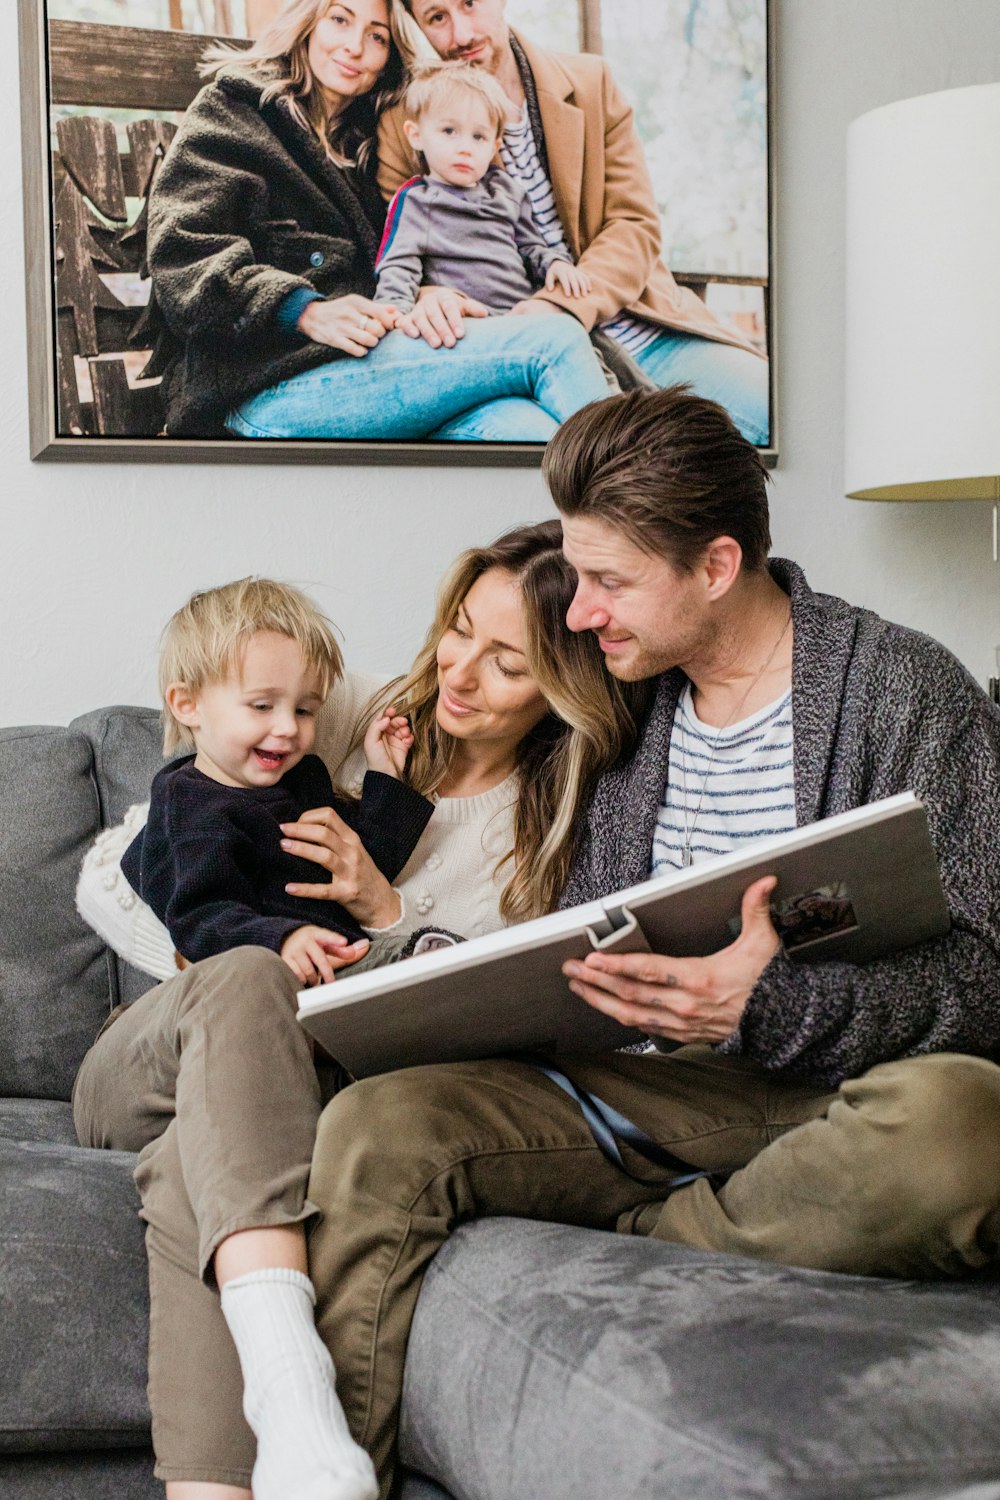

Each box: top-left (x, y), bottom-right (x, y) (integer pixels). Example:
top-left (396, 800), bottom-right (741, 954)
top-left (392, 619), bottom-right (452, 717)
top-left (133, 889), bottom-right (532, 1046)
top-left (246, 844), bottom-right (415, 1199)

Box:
top-left (220, 1267), bottom-right (378, 1500)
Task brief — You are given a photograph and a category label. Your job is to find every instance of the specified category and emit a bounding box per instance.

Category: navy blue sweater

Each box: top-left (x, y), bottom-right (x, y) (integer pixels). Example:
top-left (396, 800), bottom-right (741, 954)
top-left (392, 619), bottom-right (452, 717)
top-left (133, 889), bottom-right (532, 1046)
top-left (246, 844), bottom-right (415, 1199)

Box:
top-left (122, 755), bottom-right (433, 963)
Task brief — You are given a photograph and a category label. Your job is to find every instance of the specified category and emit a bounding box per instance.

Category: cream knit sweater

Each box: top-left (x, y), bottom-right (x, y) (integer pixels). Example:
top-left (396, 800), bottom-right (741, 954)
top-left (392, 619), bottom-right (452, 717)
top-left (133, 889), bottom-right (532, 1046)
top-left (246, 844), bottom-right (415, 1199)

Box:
top-left (76, 672), bottom-right (516, 981)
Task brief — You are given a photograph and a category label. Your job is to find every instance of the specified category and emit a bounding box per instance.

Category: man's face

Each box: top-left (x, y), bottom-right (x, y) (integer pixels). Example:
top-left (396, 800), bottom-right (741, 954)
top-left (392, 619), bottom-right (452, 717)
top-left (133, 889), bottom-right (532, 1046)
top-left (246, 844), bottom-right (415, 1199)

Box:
top-left (407, 0), bottom-right (509, 72)
top-left (562, 515), bottom-right (709, 681)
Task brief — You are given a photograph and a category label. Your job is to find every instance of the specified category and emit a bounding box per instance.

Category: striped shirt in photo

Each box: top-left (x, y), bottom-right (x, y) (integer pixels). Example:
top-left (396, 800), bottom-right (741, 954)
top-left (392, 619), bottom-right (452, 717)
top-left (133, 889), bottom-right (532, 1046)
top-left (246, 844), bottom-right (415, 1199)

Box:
top-left (651, 686), bottom-right (796, 876)
top-left (499, 105), bottom-right (661, 358)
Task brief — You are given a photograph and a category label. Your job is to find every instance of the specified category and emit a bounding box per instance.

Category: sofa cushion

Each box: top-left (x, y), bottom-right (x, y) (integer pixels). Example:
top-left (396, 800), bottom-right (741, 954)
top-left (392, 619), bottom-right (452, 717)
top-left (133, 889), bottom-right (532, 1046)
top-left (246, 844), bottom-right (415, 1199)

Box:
top-left (0, 1450), bottom-right (161, 1499)
top-left (69, 708), bottom-right (165, 831)
top-left (0, 728), bottom-right (112, 1100)
top-left (69, 708), bottom-right (168, 1007)
top-left (0, 1453), bottom-right (455, 1499)
top-left (0, 1099), bottom-right (77, 1146)
top-left (0, 1138), bottom-right (149, 1453)
top-left (399, 1219), bottom-right (1000, 1500)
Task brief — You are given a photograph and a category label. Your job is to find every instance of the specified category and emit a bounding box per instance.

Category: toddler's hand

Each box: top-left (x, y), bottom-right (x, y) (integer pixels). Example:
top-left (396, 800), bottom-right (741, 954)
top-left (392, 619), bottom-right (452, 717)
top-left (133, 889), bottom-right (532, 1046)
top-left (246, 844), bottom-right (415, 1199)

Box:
top-left (280, 926), bottom-right (369, 987)
top-left (545, 261), bottom-right (592, 298)
top-left (364, 704), bottom-right (414, 779)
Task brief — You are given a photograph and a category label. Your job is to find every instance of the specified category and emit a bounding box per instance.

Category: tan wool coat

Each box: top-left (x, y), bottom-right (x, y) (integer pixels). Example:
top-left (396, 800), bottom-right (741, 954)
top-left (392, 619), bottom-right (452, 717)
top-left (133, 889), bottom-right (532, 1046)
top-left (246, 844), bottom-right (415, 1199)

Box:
top-left (377, 30), bottom-right (760, 354)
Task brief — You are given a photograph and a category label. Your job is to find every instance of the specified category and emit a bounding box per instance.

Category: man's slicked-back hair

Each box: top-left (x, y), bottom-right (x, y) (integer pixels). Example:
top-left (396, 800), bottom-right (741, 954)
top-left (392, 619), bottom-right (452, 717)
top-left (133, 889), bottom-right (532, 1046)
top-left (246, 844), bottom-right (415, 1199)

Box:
top-left (542, 386), bottom-right (771, 574)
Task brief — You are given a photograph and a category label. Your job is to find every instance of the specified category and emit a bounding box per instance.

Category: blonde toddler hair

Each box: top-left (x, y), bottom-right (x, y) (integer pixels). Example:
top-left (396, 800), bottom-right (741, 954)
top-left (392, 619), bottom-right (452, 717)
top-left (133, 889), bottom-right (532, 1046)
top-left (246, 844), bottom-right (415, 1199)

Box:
top-left (159, 577), bottom-right (343, 755)
top-left (403, 58), bottom-right (513, 140)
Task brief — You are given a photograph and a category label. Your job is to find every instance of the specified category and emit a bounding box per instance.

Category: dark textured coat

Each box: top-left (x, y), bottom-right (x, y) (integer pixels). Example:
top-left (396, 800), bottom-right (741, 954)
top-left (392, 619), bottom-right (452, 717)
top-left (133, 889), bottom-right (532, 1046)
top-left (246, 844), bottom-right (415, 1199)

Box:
top-left (144, 73), bottom-right (386, 436)
top-left (560, 560), bottom-right (1000, 1087)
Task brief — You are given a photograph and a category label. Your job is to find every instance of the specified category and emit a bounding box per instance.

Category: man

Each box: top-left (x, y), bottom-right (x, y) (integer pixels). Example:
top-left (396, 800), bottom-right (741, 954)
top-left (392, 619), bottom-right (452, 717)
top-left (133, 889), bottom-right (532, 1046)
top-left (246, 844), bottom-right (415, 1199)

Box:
top-left (381, 0), bottom-right (770, 445)
top-left (309, 389), bottom-right (1000, 1497)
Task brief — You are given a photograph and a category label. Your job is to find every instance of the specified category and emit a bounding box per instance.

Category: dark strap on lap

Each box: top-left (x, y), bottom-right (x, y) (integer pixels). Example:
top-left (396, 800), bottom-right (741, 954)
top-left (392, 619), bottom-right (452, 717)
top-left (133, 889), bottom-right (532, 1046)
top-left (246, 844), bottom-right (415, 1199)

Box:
top-left (518, 1055), bottom-right (727, 1191)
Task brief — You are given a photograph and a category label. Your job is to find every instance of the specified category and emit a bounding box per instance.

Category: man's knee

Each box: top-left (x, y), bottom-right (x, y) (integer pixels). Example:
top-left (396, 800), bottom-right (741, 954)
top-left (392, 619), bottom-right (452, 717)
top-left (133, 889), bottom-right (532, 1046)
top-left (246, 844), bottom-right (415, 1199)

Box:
top-left (311, 1061), bottom-right (501, 1204)
top-left (839, 1053), bottom-right (1000, 1257)
top-left (844, 1052), bottom-right (1000, 1156)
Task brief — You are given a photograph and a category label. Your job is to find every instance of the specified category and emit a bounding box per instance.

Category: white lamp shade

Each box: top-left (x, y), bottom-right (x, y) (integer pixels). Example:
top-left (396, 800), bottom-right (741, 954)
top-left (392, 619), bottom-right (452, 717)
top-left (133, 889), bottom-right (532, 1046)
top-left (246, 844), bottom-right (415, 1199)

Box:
top-left (844, 83), bottom-right (1000, 501)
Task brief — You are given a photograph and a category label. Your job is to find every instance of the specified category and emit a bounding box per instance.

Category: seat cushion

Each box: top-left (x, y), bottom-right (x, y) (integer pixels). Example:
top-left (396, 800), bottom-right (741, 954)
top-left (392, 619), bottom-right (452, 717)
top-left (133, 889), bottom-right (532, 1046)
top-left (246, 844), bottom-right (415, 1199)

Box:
top-left (0, 1450), bottom-right (161, 1499)
top-left (0, 1138), bottom-right (149, 1453)
top-left (399, 1219), bottom-right (1000, 1500)
top-left (0, 727), bottom-right (112, 1100)
top-left (0, 1454), bottom-right (455, 1499)
top-left (0, 1098), bottom-right (77, 1146)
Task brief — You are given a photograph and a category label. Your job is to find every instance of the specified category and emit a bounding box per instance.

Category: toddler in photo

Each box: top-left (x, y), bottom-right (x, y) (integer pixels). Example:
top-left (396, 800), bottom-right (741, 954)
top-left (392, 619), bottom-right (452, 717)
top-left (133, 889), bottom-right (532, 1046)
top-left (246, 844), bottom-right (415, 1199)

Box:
top-left (374, 59), bottom-right (591, 316)
top-left (122, 577), bottom-right (434, 985)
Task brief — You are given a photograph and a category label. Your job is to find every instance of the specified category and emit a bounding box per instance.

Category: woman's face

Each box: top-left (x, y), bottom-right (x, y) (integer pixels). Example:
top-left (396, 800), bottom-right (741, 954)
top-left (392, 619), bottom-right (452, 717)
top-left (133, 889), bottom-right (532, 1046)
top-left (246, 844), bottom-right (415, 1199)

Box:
top-left (436, 567), bottom-right (549, 753)
top-left (308, 0), bottom-right (393, 109)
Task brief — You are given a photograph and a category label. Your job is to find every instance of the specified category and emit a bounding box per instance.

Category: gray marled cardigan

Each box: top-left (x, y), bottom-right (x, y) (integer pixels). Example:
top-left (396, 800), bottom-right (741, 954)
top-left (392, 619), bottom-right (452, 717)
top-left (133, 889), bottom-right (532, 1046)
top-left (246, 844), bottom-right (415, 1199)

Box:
top-left (560, 559), bottom-right (1000, 1087)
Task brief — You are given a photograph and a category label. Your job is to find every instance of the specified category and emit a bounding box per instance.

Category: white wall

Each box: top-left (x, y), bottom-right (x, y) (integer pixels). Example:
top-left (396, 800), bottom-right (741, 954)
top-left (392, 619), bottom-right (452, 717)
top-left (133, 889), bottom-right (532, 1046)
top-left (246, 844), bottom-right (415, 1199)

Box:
top-left (2, 0), bottom-right (999, 725)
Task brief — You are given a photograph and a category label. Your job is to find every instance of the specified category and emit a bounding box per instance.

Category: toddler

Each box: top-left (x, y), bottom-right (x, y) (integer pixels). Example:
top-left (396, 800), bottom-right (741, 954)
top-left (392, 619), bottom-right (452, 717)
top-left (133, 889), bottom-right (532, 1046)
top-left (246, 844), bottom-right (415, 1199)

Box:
top-left (374, 59), bottom-right (591, 317)
top-left (122, 577), bottom-right (434, 985)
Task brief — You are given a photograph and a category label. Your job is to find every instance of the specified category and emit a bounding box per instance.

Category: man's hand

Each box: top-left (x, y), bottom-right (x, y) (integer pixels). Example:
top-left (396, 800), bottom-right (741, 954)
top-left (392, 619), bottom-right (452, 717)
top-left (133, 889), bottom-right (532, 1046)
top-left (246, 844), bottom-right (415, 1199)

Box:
top-left (363, 704), bottom-right (414, 778)
top-left (396, 286), bottom-right (490, 347)
top-left (279, 926), bottom-right (369, 988)
top-left (562, 876), bottom-right (781, 1044)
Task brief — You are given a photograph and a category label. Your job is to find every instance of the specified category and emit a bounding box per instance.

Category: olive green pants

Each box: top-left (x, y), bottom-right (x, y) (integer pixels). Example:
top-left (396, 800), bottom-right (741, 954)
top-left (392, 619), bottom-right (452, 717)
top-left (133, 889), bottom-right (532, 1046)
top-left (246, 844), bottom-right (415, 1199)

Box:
top-left (71, 947), bottom-right (1000, 1494)
top-left (307, 1047), bottom-right (1000, 1500)
top-left (71, 947), bottom-right (330, 1487)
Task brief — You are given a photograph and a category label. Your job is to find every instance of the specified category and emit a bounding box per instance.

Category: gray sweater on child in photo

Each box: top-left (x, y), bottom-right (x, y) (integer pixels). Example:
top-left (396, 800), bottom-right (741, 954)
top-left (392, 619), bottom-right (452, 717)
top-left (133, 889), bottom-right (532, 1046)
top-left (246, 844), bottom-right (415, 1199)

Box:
top-left (374, 166), bottom-right (565, 314)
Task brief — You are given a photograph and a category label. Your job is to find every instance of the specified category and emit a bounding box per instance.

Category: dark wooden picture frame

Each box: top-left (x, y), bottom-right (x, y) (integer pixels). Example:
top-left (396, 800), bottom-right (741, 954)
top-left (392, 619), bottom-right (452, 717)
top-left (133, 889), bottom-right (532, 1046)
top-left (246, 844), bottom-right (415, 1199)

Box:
top-left (18, 0), bottom-right (776, 467)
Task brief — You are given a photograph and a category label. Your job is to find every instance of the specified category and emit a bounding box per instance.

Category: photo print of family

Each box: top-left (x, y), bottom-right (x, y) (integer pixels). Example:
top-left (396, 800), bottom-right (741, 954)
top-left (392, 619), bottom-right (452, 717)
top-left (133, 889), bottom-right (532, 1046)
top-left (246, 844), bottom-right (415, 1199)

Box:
top-left (20, 0), bottom-right (773, 463)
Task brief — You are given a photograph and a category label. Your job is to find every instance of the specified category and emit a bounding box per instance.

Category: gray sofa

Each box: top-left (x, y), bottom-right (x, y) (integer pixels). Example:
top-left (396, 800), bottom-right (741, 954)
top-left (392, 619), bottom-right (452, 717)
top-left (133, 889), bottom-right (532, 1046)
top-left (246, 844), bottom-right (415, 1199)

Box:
top-left (2, 706), bottom-right (1000, 1500)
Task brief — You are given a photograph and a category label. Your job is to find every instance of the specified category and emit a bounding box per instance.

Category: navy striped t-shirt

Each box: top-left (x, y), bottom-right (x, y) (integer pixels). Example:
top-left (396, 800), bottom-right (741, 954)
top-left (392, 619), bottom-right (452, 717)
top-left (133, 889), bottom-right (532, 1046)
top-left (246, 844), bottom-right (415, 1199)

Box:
top-left (499, 105), bottom-right (660, 358)
top-left (651, 686), bottom-right (796, 875)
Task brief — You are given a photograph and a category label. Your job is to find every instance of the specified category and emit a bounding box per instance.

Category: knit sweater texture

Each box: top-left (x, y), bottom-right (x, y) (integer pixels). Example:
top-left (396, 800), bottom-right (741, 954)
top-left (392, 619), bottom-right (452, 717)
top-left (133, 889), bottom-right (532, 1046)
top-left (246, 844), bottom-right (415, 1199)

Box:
top-left (121, 753), bottom-right (433, 963)
top-left (142, 72), bottom-right (387, 435)
top-left (78, 675), bottom-right (518, 978)
top-left (374, 167), bottom-right (563, 314)
top-left (561, 558), bottom-right (1000, 1087)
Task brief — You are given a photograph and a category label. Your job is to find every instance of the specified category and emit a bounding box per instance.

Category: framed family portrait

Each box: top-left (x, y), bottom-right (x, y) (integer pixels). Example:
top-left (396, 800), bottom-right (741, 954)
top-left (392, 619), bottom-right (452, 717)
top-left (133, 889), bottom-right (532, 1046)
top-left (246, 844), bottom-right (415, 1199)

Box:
top-left (18, 0), bottom-right (775, 466)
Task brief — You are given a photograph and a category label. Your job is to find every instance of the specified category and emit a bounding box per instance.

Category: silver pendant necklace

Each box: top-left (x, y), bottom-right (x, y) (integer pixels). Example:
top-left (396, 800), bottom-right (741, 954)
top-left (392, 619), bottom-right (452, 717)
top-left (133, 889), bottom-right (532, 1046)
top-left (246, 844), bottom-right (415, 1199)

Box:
top-left (679, 608), bottom-right (793, 868)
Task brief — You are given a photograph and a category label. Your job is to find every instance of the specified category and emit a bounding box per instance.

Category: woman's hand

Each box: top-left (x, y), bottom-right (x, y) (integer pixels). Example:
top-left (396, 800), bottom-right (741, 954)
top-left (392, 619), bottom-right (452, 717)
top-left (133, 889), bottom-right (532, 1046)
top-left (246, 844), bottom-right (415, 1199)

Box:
top-left (280, 807), bottom-right (402, 930)
top-left (396, 286), bottom-right (490, 348)
top-left (297, 295), bottom-right (398, 357)
top-left (279, 926), bottom-right (370, 988)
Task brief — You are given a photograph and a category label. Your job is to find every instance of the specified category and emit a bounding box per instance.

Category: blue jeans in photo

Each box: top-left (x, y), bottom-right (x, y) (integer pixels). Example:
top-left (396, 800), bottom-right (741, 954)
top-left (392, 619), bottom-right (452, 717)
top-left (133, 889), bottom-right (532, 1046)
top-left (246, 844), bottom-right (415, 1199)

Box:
top-left (226, 315), bottom-right (609, 443)
top-left (632, 329), bottom-right (770, 447)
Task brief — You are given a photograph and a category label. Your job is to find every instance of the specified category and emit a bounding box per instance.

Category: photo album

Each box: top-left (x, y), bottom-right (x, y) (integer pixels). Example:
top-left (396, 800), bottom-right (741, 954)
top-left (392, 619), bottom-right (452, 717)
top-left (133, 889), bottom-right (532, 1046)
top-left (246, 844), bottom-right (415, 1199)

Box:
top-left (298, 792), bottom-right (951, 1076)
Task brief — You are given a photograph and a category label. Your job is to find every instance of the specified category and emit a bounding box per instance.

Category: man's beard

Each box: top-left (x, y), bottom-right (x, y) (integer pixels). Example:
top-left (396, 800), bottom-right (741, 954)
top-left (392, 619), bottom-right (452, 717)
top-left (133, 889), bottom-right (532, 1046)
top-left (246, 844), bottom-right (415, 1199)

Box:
top-left (446, 39), bottom-right (496, 70)
top-left (601, 637), bottom-right (685, 682)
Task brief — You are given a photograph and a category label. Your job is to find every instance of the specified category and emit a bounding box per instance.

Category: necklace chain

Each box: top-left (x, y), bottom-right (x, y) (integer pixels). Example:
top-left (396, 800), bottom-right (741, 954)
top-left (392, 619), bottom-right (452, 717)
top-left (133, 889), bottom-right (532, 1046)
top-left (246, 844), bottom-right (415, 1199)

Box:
top-left (679, 608), bottom-right (793, 868)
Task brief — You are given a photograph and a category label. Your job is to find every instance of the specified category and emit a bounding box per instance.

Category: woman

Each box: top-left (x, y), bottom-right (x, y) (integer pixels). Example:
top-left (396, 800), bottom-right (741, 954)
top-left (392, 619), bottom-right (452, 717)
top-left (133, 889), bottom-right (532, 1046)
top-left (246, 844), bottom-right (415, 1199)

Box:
top-left (74, 522), bottom-right (649, 1500)
top-left (144, 0), bottom-right (609, 442)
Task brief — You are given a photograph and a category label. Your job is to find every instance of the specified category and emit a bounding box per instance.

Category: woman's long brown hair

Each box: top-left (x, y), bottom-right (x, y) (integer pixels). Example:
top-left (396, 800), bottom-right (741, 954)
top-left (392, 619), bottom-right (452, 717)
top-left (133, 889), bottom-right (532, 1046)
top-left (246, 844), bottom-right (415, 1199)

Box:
top-left (200, 0), bottom-right (407, 167)
top-left (375, 521), bottom-right (652, 923)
